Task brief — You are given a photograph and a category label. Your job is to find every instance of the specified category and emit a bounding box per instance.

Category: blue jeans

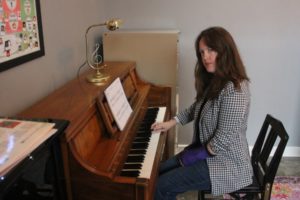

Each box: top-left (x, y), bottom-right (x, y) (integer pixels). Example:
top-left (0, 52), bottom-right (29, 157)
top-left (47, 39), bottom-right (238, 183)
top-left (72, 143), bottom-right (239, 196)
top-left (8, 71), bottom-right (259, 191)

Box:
top-left (154, 156), bottom-right (211, 200)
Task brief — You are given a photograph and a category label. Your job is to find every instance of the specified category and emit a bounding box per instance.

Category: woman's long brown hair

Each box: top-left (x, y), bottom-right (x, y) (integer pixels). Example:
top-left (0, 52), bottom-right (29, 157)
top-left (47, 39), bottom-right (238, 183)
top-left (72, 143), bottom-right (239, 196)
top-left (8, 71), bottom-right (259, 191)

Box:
top-left (194, 27), bottom-right (249, 101)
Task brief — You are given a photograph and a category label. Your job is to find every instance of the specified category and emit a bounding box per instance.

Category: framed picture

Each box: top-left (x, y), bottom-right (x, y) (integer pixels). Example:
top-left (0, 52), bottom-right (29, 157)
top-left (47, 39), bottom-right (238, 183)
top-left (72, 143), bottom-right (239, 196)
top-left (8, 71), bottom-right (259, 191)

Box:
top-left (0, 0), bottom-right (44, 73)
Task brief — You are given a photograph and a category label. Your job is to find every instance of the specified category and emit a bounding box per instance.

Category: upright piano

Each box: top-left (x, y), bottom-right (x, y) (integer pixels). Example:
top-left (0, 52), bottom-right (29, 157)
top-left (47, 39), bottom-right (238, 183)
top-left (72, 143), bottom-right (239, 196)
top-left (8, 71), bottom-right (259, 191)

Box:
top-left (18, 61), bottom-right (174, 200)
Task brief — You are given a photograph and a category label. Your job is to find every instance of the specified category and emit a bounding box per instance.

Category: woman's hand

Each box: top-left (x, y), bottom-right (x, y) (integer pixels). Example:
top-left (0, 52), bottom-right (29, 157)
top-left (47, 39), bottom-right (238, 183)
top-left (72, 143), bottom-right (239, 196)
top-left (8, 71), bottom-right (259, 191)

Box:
top-left (151, 118), bottom-right (177, 132)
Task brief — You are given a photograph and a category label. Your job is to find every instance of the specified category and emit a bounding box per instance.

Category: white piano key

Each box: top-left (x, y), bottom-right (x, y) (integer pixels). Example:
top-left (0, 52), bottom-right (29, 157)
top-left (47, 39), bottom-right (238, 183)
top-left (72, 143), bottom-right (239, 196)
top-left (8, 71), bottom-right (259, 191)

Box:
top-left (139, 107), bottom-right (166, 178)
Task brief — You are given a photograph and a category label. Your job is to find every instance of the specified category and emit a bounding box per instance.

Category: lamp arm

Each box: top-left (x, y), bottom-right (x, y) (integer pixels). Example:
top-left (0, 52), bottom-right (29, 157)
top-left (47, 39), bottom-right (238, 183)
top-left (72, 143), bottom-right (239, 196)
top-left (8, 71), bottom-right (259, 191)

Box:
top-left (85, 23), bottom-right (107, 70)
top-left (85, 23), bottom-right (107, 35)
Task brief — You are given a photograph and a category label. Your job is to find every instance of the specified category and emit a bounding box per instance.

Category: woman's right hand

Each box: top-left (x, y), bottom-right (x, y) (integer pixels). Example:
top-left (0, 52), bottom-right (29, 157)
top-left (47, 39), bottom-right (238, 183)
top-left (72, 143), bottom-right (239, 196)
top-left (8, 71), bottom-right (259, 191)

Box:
top-left (151, 118), bottom-right (177, 132)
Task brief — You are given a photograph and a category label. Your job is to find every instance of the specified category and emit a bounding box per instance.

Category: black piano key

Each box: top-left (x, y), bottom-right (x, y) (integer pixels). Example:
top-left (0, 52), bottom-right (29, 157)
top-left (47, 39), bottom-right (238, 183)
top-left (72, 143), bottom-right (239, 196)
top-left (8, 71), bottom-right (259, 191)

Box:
top-left (134, 137), bottom-right (150, 143)
top-left (123, 163), bottom-right (142, 169)
top-left (129, 149), bottom-right (146, 155)
top-left (136, 134), bottom-right (151, 139)
top-left (139, 125), bottom-right (152, 131)
top-left (143, 113), bottom-right (157, 120)
top-left (132, 141), bottom-right (149, 144)
top-left (146, 107), bottom-right (159, 114)
top-left (136, 131), bottom-right (151, 137)
top-left (142, 115), bottom-right (157, 121)
top-left (126, 155), bottom-right (144, 163)
top-left (131, 143), bottom-right (148, 149)
top-left (120, 170), bottom-right (140, 177)
top-left (137, 129), bottom-right (152, 134)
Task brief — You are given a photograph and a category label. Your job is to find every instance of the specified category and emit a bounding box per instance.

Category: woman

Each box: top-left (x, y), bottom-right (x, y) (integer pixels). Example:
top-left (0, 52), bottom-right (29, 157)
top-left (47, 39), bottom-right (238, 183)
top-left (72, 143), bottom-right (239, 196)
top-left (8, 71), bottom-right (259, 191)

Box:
top-left (152, 27), bottom-right (253, 199)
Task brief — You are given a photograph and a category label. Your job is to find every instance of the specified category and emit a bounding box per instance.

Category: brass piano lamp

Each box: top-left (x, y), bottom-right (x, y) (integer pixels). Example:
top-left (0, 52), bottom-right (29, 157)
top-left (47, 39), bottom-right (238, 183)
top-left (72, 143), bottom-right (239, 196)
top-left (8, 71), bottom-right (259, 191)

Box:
top-left (85, 19), bottom-right (122, 85)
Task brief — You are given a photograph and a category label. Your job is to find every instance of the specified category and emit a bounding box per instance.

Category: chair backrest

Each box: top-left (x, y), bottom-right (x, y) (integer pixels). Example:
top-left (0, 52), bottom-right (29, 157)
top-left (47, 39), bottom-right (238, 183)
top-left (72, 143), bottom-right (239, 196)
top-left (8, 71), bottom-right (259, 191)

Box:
top-left (251, 114), bottom-right (289, 190)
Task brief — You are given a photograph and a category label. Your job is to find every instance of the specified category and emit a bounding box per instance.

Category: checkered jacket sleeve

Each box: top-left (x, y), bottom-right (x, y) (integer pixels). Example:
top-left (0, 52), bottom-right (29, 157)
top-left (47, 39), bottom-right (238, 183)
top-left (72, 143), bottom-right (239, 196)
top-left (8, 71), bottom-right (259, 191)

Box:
top-left (176, 101), bottom-right (197, 125)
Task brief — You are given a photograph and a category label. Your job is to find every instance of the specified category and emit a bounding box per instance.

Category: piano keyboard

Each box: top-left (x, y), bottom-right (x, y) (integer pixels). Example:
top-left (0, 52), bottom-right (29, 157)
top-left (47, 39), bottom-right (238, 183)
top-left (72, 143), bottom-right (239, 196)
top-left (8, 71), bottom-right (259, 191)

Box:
top-left (120, 107), bottom-right (166, 178)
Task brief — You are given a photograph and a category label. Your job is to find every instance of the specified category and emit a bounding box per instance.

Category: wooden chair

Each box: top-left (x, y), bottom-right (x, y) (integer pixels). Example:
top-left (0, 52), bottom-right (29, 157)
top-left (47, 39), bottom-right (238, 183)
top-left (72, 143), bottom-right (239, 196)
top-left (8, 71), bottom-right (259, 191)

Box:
top-left (198, 114), bottom-right (289, 200)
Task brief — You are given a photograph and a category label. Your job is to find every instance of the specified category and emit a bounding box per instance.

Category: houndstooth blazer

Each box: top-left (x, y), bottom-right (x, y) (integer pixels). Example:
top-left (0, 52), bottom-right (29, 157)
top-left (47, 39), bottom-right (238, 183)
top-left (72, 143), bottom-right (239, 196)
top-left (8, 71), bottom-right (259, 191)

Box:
top-left (176, 81), bottom-right (253, 196)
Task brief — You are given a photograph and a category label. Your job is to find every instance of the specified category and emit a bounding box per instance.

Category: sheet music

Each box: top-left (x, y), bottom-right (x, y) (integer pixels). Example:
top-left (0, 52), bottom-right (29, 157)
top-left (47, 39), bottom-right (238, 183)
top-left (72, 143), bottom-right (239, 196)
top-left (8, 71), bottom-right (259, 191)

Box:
top-left (104, 78), bottom-right (133, 131)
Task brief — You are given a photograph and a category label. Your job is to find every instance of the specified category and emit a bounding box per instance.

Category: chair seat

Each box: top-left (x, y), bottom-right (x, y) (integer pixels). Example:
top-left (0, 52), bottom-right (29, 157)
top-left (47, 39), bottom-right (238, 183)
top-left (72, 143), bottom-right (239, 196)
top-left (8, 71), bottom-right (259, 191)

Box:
top-left (200, 176), bottom-right (262, 196)
top-left (236, 176), bottom-right (261, 192)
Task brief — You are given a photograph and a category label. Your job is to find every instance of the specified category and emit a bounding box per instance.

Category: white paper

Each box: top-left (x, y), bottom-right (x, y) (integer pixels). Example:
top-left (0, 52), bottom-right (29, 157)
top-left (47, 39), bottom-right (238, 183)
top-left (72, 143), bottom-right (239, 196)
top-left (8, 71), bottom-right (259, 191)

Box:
top-left (104, 78), bottom-right (133, 131)
top-left (0, 119), bottom-right (55, 176)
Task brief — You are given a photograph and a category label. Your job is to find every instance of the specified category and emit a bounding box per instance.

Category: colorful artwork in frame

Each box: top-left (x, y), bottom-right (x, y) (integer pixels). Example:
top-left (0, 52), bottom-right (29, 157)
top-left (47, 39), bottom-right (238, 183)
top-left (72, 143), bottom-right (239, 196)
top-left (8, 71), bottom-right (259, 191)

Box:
top-left (0, 0), bottom-right (44, 72)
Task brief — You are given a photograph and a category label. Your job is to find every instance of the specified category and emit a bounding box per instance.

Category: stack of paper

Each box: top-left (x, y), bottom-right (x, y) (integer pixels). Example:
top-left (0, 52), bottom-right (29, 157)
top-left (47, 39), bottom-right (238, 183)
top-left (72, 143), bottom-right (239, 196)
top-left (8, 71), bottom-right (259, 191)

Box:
top-left (0, 118), bottom-right (55, 177)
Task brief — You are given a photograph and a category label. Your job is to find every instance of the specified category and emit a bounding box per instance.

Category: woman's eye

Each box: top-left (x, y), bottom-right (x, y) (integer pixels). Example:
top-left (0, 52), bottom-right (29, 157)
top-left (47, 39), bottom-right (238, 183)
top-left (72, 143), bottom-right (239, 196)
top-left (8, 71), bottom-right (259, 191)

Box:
top-left (199, 48), bottom-right (213, 55)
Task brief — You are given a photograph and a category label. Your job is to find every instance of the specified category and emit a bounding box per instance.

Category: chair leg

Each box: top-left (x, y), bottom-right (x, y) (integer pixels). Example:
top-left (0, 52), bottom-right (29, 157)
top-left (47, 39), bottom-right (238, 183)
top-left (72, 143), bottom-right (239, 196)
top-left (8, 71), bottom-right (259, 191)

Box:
top-left (246, 193), bottom-right (261, 200)
top-left (198, 190), bottom-right (205, 200)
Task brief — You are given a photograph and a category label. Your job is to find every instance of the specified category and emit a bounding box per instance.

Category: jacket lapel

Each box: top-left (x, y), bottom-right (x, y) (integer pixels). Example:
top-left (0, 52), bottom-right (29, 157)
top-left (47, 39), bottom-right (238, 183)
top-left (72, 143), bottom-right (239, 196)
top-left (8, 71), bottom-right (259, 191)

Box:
top-left (192, 97), bottom-right (211, 143)
top-left (199, 100), bottom-right (211, 121)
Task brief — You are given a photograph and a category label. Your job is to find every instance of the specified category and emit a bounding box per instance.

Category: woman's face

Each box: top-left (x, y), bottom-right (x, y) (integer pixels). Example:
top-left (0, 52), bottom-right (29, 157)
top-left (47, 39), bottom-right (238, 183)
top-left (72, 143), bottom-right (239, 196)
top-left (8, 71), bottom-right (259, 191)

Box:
top-left (199, 38), bottom-right (218, 73)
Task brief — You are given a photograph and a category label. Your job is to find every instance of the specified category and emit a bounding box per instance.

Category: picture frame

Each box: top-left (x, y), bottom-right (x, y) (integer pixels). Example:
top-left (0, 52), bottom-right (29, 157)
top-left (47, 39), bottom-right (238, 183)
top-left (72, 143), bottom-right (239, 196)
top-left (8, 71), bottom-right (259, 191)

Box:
top-left (0, 0), bottom-right (44, 73)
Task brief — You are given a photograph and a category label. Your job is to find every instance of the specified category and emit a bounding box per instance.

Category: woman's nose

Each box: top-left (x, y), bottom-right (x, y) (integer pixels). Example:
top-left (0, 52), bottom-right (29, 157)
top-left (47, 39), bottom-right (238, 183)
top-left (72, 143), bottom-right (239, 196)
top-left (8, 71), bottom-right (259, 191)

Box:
top-left (202, 52), bottom-right (209, 60)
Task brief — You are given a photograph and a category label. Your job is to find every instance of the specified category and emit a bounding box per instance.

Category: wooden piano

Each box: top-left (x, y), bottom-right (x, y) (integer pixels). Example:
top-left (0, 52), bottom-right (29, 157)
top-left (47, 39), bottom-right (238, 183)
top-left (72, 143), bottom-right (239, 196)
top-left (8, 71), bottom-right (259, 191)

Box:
top-left (18, 61), bottom-right (174, 200)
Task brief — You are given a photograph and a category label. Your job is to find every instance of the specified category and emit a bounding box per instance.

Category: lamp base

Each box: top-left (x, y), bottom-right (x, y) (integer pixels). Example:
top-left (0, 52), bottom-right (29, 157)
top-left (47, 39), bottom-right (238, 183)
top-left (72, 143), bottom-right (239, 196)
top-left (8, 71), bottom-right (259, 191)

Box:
top-left (86, 71), bottom-right (110, 86)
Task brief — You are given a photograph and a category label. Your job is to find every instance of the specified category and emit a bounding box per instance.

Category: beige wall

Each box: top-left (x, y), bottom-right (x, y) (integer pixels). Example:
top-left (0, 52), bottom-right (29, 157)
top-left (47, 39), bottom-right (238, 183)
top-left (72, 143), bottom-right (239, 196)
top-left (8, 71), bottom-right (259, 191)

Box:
top-left (0, 0), bottom-right (106, 116)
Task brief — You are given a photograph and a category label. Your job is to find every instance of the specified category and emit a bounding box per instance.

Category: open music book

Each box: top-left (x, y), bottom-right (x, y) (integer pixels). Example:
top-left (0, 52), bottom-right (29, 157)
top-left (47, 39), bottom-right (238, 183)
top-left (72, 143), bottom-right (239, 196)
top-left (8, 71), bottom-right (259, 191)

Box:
top-left (0, 118), bottom-right (55, 177)
top-left (104, 77), bottom-right (133, 131)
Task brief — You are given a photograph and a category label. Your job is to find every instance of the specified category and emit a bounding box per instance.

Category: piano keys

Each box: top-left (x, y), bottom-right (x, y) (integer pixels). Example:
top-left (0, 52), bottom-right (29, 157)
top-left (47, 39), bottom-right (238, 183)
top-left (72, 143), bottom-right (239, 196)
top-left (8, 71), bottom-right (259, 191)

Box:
top-left (121, 107), bottom-right (166, 178)
top-left (18, 61), bottom-right (174, 200)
